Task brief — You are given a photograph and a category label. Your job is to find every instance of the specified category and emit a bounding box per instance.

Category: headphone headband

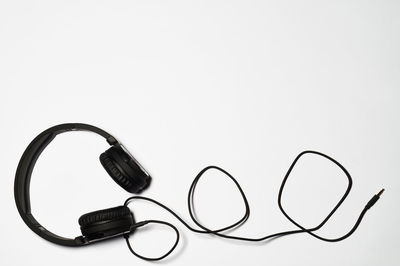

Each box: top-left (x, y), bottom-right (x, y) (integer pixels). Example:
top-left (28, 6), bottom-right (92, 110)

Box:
top-left (14, 123), bottom-right (118, 246)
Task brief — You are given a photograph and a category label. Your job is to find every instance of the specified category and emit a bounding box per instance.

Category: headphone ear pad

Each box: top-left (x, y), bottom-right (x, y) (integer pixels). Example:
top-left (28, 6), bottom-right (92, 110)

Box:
top-left (78, 206), bottom-right (134, 241)
top-left (100, 146), bottom-right (150, 193)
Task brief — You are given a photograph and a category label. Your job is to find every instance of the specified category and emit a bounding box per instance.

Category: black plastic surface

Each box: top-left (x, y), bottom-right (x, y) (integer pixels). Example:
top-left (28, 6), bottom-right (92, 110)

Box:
top-left (14, 123), bottom-right (118, 246)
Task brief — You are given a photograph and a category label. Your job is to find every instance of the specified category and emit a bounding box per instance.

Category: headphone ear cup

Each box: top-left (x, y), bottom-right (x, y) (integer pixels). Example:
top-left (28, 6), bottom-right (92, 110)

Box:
top-left (100, 152), bottom-right (133, 191)
top-left (79, 206), bottom-right (134, 241)
top-left (100, 146), bottom-right (151, 193)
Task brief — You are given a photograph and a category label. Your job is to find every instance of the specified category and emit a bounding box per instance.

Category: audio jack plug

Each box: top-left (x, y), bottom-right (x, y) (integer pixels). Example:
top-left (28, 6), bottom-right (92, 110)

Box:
top-left (365, 189), bottom-right (385, 210)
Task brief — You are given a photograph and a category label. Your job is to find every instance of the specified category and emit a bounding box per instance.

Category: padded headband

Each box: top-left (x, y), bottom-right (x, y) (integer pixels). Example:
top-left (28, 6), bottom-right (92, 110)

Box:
top-left (14, 123), bottom-right (119, 246)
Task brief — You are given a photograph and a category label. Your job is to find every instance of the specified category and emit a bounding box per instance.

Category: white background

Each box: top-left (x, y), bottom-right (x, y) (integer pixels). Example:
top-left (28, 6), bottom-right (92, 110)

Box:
top-left (1, 1), bottom-right (399, 265)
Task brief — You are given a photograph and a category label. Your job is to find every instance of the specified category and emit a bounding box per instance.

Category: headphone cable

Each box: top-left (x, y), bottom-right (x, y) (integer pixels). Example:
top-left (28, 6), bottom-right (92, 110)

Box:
top-left (123, 150), bottom-right (384, 260)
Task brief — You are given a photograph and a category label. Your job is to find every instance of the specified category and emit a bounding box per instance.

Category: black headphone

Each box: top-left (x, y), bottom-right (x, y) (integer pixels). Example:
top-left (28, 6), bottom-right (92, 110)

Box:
top-left (15, 123), bottom-right (384, 261)
top-left (14, 123), bottom-right (151, 247)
